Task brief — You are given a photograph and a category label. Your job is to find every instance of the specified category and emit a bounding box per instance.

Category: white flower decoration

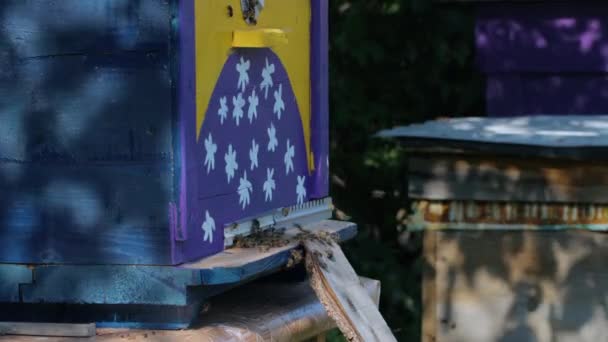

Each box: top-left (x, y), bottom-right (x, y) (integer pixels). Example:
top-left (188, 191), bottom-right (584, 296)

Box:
top-left (238, 171), bottom-right (253, 209)
top-left (249, 139), bottom-right (259, 170)
top-left (218, 96), bottom-right (228, 125)
top-left (296, 176), bottom-right (307, 205)
top-left (236, 56), bottom-right (250, 92)
top-left (267, 122), bottom-right (278, 152)
top-left (232, 93), bottom-right (245, 126)
top-left (284, 139), bottom-right (295, 175)
top-left (263, 168), bottom-right (276, 202)
top-left (273, 84), bottom-right (285, 119)
top-left (224, 144), bottom-right (238, 183)
top-left (204, 133), bottom-right (217, 174)
top-left (247, 88), bottom-right (259, 124)
top-left (260, 58), bottom-right (275, 99)
top-left (202, 210), bottom-right (216, 243)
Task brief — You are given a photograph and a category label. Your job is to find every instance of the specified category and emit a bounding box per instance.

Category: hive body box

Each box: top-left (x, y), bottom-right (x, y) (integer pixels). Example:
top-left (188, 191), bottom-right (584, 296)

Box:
top-left (471, 0), bottom-right (608, 116)
top-left (380, 116), bottom-right (608, 342)
top-left (0, 0), bottom-right (329, 265)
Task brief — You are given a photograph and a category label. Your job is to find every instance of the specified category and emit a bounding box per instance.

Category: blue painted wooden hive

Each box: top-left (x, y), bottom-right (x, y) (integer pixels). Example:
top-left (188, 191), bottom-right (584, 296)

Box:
top-left (468, 0), bottom-right (608, 117)
top-left (0, 0), bottom-right (351, 328)
top-left (0, 0), bottom-right (330, 265)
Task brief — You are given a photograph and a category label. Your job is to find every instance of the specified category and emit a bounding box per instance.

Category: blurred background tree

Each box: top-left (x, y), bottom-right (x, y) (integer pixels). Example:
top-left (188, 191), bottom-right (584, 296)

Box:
top-left (328, 0), bottom-right (484, 340)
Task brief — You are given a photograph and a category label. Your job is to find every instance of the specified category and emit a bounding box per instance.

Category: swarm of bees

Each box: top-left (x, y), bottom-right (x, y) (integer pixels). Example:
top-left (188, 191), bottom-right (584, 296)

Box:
top-left (293, 224), bottom-right (339, 246)
top-left (233, 220), bottom-right (290, 252)
top-left (233, 221), bottom-right (339, 268)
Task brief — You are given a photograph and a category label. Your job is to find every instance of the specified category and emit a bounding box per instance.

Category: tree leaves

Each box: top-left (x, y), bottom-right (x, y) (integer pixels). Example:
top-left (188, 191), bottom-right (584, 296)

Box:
top-left (329, 1), bottom-right (484, 340)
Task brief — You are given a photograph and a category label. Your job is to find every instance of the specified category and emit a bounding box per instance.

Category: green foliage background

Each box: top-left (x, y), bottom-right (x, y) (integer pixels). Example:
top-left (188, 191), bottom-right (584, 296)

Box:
top-left (327, 0), bottom-right (485, 340)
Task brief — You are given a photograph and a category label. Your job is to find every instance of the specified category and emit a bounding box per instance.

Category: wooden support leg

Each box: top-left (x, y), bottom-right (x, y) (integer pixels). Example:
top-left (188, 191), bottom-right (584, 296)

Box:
top-left (422, 231), bottom-right (437, 342)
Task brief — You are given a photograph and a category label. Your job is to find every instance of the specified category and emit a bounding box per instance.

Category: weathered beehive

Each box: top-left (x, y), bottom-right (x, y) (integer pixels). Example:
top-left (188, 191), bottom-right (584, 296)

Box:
top-left (379, 116), bottom-right (608, 342)
top-left (0, 0), bottom-right (330, 266)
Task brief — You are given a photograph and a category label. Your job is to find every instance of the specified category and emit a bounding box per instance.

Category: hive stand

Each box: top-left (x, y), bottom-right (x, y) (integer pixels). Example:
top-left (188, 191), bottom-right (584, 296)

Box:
top-left (0, 220), bottom-right (356, 329)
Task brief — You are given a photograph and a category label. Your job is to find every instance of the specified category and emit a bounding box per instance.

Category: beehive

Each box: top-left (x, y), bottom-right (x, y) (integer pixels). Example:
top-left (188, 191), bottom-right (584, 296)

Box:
top-left (0, 0), bottom-right (330, 266)
top-left (473, 0), bottom-right (608, 116)
top-left (379, 116), bottom-right (608, 342)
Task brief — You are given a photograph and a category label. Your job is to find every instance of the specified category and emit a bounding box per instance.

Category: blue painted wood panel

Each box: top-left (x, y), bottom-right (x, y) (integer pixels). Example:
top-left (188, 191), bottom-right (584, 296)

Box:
top-left (0, 54), bottom-right (172, 161)
top-left (21, 265), bottom-right (200, 306)
top-left (0, 0), bottom-right (170, 58)
top-left (0, 0), bottom-right (177, 265)
top-left (0, 265), bottom-right (31, 302)
top-left (0, 303), bottom-right (199, 330)
top-left (0, 163), bottom-right (173, 264)
top-left (3, 221), bottom-right (356, 305)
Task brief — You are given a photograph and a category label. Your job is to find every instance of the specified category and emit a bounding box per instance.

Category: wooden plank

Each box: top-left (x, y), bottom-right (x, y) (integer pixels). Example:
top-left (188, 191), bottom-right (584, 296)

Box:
top-left (0, 265), bottom-right (32, 302)
top-left (0, 0), bottom-right (170, 58)
top-left (0, 323), bottom-right (95, 338)
top-left (410, 200), bottom-right (608, 232)
top-left (304, 239), bottom-right (396, 342)
top-left (0, 162), bottom-right (173, 265)
top-left (4, 221), bottom-right (356, 307)
top-left (20, 266), bottom-right (200, 306)
top-left (0, 54), bottom-right (172, 162)
top-left (0, 277), bottom-right (380, 341)
top-left (184, 220), bottom-right (357, 285)
top-left (422, 232), bottom-right (438, 342)
top-left (426, 230), bottom-right (608, 342)
top-left (408, 155), bottom-right (608, 203)
top-left (97, 277), bottom-right (380, 342)
top-left (0, 303), bottom-right (200, 330)
top-left (377, 116), bottom-right (608, 161)
top-left (0, 42), bottom-right (175, 265)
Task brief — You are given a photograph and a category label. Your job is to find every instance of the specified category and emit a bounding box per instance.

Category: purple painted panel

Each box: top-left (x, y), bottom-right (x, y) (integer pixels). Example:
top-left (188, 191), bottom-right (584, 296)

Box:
top-left (176, 1), bottom-right (329, 264)
top-left (176, 0), bottom-right (198, 264)
top-left (487, 74), bottom-right (608, 117)
top-left (310, 0), bottom-right (330, 198)
top-left (476, 2), bottom-right (608, 73)
top-left (486, 74), bottom-right (525, 117)
top-left (181, 49), bottom-right (312, 261)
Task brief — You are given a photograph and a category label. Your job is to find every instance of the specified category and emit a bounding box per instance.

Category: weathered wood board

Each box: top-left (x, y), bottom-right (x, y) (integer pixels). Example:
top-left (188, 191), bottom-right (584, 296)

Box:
top-left (423, 230), bottom-right (608, 342)
top-left (0, 323), bottom-right (95, 338)
top-left (409, 155), bottom-right (608, 203)
top-left (378, 115), bottom-right (608, 160)
top-left (305, 240), bottom-right (396, 342)
top-left (0, 277), bottom-right (381, 342)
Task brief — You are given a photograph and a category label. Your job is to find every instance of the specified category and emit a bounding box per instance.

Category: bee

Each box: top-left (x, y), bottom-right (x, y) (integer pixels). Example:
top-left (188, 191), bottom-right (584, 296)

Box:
top-left (294, 223), bottom-right (307, 232)
top-left (242, 0), bottom-right (259, 25)
top-left (200, 302), bottom-right (211, 314)
top-left (286, 249), bottom-right (303, 268)
top-left (251, 219), bottom-right (261, 234)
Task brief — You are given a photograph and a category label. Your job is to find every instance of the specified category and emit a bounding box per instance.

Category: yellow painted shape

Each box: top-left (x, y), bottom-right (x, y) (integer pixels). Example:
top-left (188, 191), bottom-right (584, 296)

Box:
top-left (194, 0), bottom-right (312, 170)
top-left (232, 28), bottom-right (288, 48)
